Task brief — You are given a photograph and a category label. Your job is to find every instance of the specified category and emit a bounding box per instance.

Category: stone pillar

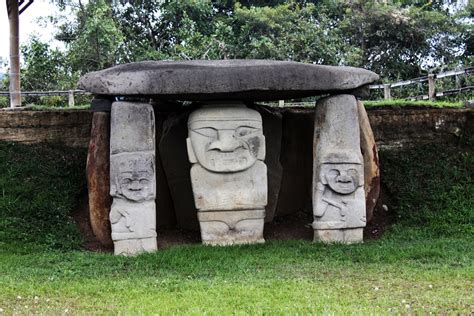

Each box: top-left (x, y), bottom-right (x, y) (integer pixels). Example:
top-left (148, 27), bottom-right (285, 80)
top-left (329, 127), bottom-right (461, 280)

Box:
top-left (86, 97), bottom-right (113, 247)
top-left (312, 95), bottom-right (366, 243)
top-left (186, 103), bottom-right (267, 245)
top-left (357, 101), bottom-right (380, 223)
top-left (109, 101), bottom-right (157, 255)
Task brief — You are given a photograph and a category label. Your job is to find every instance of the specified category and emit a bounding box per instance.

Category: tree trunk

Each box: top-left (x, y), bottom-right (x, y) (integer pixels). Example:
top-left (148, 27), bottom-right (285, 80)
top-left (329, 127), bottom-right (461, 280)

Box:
top-left (7, 0), bottom-right (21, 107)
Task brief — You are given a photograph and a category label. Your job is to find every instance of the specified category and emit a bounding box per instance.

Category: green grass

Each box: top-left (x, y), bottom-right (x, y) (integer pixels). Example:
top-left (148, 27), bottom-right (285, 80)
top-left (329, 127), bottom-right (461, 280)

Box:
top-left (0, 139), bottom-right (472, 314)
top-left (364, 99), bottom-right (465, 108)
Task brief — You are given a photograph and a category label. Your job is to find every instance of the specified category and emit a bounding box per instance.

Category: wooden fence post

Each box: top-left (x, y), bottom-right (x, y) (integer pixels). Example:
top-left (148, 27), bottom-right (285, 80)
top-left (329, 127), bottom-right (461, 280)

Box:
top-left (68, 90), bottom-right (75, 107)
top-left (8, 0), bottom-right (21, 108)
top-left (383, 84), bottom-right (391, 100)
top-left (428, 74), bottom-right (436, 101)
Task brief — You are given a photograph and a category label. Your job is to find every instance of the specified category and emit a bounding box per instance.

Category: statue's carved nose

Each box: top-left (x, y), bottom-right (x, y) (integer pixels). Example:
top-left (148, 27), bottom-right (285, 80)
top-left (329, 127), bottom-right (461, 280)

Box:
top-left (128, 181), bottom-right (142, 191)
top-left (209, 130), bottom-right (243, 152)
top-left (337, 172), bottom-right (352, 183)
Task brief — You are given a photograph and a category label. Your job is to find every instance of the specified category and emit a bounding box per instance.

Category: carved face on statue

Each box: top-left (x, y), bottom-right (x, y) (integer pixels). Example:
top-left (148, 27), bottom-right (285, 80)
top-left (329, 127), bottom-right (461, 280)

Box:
top-left (187, 105), bottom-right (265, 173)
top-left (320, 152), bottom-right (363, 195)
top-left (110, 153), bottom-right (155, 201)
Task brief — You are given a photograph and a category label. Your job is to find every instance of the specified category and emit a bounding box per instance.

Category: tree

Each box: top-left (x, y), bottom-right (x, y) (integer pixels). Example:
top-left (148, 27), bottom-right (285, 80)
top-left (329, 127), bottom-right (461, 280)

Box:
top-left (55, 0), bottom-right (123, 74)
top-left (44, 0), bottom-right (472, 83)
top-left (20, 37), bottom-right (75, 91)
top-left (339, 1), bottom-right (469, 79)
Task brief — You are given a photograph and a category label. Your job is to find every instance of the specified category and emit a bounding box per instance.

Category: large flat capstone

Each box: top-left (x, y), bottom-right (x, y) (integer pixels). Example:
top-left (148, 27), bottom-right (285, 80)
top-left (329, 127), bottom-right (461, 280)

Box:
top-left (78, 60), bottom-right (379, 101)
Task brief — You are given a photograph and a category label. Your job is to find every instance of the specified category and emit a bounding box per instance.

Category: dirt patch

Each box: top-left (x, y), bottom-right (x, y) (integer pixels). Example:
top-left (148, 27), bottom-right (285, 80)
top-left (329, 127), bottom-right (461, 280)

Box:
top-left (71, 192), bottom-right (113, 252)
top-left (265, 211), bottom-right (314, 240)
top-left (364, 187), bottom-right (394, 240)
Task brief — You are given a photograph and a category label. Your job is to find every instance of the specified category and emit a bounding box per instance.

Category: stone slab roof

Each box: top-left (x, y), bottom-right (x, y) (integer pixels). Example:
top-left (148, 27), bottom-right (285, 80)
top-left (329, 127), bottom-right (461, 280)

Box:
top-left (78, 60), bottom-right (379, 101)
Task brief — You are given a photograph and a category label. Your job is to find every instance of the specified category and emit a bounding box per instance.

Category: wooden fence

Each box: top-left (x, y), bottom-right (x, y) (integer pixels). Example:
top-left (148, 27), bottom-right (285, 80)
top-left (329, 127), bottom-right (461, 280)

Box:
top-left (369, 67), bottom-right (474, 100)
top-left (0, 90), bottom-right (91, 107)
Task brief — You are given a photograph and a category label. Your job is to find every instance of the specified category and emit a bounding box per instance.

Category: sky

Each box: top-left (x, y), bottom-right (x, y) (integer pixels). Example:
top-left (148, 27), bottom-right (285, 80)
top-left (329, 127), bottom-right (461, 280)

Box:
top-left (0, 0), bottom-right (63, 71)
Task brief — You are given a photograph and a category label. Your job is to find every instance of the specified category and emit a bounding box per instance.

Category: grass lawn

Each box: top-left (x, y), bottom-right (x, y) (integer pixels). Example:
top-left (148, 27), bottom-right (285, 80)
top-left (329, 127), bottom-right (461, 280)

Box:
top-left (0, 136), bottom-right (472, 314)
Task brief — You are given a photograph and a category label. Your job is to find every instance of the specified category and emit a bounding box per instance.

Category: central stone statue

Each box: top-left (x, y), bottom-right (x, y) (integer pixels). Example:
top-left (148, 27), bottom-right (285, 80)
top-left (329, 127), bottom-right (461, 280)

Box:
top-left (186, 103), bottom-right (267, 245)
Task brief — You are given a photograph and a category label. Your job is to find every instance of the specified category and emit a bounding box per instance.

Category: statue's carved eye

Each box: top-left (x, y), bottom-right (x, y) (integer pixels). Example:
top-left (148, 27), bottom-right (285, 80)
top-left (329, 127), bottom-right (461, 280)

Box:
top-left (235, 126), bottom-right (259, 137)
top-left (193, 127), bottom-right (218, 138)
top-left (328, 169), bottom-right (340, 177)
top-left (347, 169), bottom-right (358, 178)
top-left (139, 179), bottom-right (149, 185)
top-left (120, 178), bottom-right (132, 185)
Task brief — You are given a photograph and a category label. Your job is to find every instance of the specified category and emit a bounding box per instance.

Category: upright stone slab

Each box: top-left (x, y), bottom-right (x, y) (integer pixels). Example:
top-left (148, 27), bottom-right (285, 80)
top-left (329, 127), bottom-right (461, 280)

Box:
top-left (357, 101), bottom-right (380, 223)
top-left (110, 102), bottom-right (157, 255)
top-left (312, 95), bottom-right (366, 243)
top-left (187, 103), bottom-right (267, 245)
top-left (87, 111), bottom-right (113, 247)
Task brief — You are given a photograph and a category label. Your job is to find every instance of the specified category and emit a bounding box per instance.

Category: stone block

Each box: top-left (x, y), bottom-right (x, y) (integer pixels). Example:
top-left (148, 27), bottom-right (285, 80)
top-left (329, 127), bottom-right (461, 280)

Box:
top-left (198, 210), bottom-right (265, 245)
top-left (312, 95), bottom-right (366, 243)
top-left (110, 102), bottom-right (155, 155)
top-left (78, 60), bottom-right (379, 101)
top-left (187, 104), bottom-right (268, 245)
top-left (253, 106), bottom-right (283, 222)
top-left (110, 102), bottom-right (157, 255)
top-left (86, 112), bottom-right (113, 246)
top-left (357, 101), bottom-right (380, 223)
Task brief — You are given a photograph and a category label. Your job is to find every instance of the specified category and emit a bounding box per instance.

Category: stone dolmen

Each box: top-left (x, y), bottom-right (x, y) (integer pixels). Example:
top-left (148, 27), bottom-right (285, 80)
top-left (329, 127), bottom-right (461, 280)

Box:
top-left (79, 60), bottom-right (380, 255)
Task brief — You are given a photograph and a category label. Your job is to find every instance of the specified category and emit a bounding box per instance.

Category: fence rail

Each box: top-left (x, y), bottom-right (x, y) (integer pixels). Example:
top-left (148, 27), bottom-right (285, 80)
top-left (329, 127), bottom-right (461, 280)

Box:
top-left (0, 89), bottom-right (91, 107)
top-left (369, 67), bottom-right (474, 100)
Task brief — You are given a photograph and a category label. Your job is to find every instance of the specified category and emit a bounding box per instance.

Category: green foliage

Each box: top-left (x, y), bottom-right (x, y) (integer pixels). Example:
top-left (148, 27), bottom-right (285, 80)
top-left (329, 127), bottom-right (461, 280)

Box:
top-left (0, 142), bottom-right (86, 249)
top-left (57, 0), bottom-right (124, 73)
top-left (0, 96), bottom-right (9, 108)
top-left (339, 1), bottom-right (468, 79)
top-left (380, 137), bottom-right (473, 238)
top-left (38, 96), bottom-right (66, 107)
top-left (20, 37), bottom-right (75, 91)
top-left (28, 0), bottom-right (470, 94)
top-left (364, 99), bottom-right (464, 108)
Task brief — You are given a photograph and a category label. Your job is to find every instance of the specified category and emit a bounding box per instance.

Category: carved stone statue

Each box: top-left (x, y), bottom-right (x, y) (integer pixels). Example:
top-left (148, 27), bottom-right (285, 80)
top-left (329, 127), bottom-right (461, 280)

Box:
top-left (187, 103), bottom-right (267, 245)
top-left (110, 102), bottom-right (157, 255)
top-left (313, 95), bottom-right (366, 243)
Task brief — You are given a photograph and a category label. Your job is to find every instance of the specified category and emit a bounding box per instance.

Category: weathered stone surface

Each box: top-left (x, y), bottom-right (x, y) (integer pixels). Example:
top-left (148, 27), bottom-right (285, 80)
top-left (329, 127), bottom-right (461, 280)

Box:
top-left (198, 210), bottom-right (265, 245)
top-left (159, 111), bottom-right (199, 230)
top-left (86, 112), bottom-right (113, 247)
top-left (153, 109), bottom-right (177, 228)
top-left (0, 110), bottom-right (92, 147)
top-left (254, 106), bottom-right (283, 222)
top-left (110, 102), bottom-right (157, 255)
top-left (110, 152), bottom-right (156, 201)
top-left (313, 228), bottom-right (363, 244)
top-left (312, 95), bottom-right (366, 243)
top-left (367, 108), bottom-right (473, 150)
top-left (187, 104), bottom-right (268, 245)
top-left (78, 60), bottom-right (379, 101)
top-left (190, 162), bottom-right (267, 211)
top-left (110, 102), bottom-right (155, 155)
top-left (110, 199), bottom-right (157, 254)
top-left (357, 101), bottom-right (380, 223)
